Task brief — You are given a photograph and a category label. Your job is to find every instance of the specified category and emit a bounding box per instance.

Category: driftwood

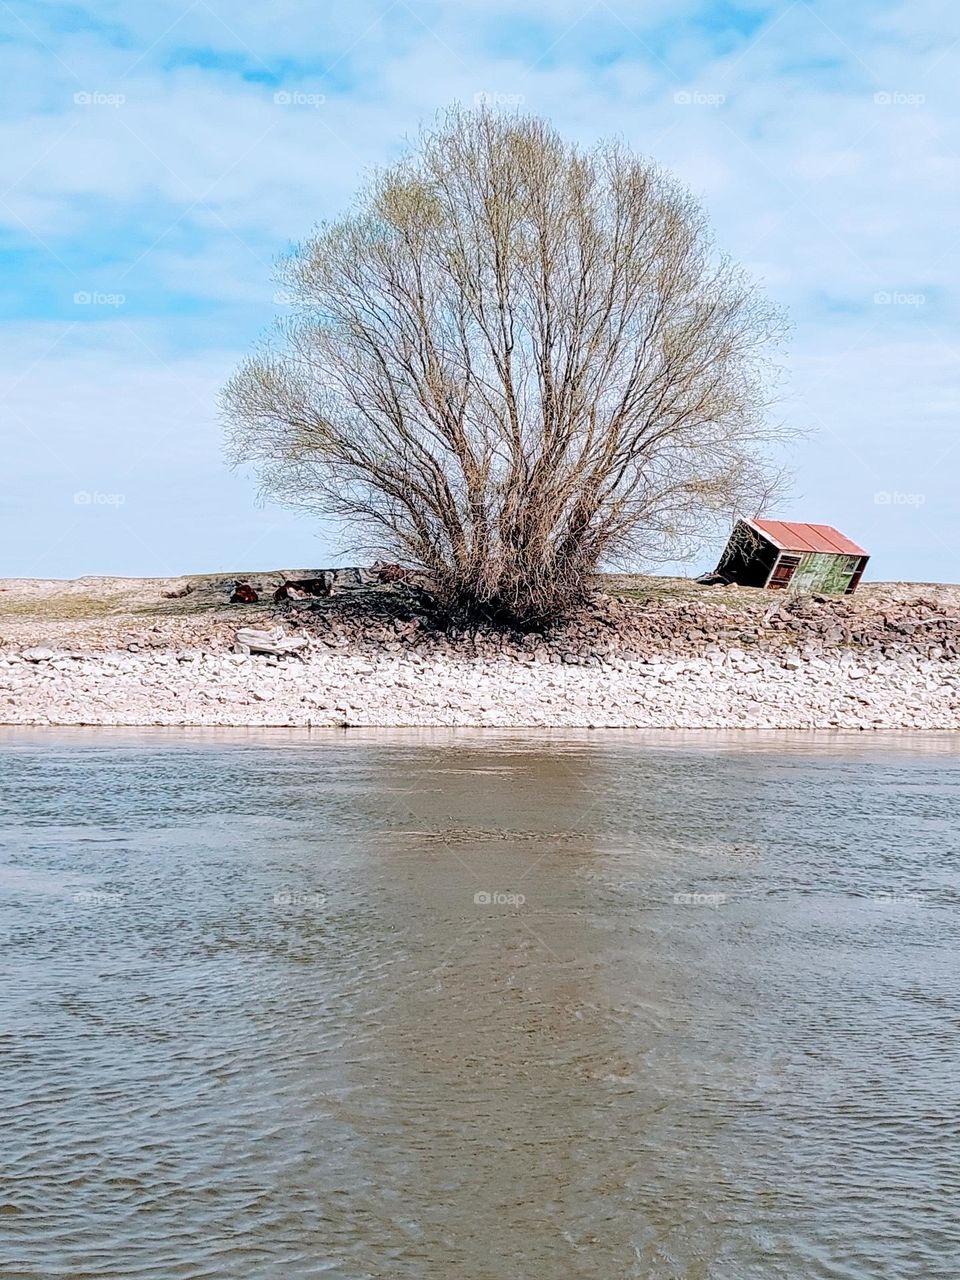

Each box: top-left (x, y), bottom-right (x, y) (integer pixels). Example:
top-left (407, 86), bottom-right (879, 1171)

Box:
top-left (374, 562), bottom-right (407, 583)
top-left (274, 572), bottom-right (334, 603)
top-left (234, 627), bottom-right (308, 657)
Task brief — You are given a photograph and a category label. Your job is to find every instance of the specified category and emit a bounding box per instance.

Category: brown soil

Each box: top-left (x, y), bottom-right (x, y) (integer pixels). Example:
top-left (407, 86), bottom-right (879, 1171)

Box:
top-left (2, 571), bottom-right (959, 661)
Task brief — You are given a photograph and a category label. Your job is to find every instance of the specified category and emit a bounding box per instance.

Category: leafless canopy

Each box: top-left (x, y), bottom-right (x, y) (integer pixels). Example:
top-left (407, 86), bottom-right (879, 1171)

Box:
top-left (223, 107), bottom-right (789, 623)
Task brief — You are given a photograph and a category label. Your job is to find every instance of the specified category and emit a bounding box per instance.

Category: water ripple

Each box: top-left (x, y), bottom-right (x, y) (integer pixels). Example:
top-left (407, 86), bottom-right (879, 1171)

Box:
top-left (2, 729), bottom-right (959, 1278)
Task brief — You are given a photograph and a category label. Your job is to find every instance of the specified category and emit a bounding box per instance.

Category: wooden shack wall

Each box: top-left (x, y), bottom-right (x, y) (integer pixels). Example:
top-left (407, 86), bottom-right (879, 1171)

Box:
top-left (791, 552), bottom-right (860, 595)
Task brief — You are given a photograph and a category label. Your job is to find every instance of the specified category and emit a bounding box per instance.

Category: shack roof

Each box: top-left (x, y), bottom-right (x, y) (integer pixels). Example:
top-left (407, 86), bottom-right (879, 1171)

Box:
top-left (747, 519), bottom-right (868, 557)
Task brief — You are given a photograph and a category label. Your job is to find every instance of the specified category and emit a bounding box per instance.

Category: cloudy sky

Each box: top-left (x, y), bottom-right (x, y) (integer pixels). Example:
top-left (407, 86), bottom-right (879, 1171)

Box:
top-left (2, 0), bottom-right (957, 582)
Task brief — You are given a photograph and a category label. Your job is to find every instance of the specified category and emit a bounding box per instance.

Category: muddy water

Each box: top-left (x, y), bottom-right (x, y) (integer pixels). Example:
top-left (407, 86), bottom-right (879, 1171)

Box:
top-left (2, 729), bottom-right (960, 1279)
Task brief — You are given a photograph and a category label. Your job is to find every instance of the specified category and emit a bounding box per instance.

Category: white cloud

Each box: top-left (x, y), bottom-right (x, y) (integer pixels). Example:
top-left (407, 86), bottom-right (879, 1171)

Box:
top-left (2, 0), bottom-right (959, 579)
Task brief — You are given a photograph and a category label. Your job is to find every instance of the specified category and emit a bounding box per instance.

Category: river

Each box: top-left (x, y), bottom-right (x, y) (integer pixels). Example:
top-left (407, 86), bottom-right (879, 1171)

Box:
top-left (2, 729), bottom-right (959, 1278)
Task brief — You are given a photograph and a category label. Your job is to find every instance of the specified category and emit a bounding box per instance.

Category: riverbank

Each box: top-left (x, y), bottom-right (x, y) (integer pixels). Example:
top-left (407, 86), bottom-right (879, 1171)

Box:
top-left (2, 571), bottom-right (959, 728)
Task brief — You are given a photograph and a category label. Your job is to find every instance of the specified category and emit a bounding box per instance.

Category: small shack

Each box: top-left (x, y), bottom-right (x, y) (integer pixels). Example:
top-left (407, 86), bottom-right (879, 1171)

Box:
top-left (715, 519), bottom-right (869, 595)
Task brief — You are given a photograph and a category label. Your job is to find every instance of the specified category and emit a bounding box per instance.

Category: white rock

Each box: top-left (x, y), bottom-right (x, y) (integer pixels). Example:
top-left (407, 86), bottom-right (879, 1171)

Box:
top-left (21, 647), bottom-right (56, 662)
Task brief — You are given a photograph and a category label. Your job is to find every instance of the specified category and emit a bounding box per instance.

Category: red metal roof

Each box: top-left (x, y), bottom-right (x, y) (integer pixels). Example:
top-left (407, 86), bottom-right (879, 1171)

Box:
top-left (749, 519), bottom-right (868, 557)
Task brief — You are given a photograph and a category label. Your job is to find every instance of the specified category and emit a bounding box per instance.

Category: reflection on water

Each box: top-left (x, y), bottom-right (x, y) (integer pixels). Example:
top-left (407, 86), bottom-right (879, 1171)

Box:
top-left (2, 729), bottom-right (960, 1278)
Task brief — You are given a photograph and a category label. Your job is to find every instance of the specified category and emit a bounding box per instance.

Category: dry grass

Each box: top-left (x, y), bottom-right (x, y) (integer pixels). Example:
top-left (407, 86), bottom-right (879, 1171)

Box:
top-left (0, 572), bottom-right (273, 646)
top-left (2, 570), bottom-right (958, 654)
top-left (0, 594), bottom-right (124, 621)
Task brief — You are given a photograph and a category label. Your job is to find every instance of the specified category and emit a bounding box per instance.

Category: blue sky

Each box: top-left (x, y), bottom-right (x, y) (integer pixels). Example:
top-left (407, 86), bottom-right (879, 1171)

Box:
top-left (1, 0), bottom-right (957, 581)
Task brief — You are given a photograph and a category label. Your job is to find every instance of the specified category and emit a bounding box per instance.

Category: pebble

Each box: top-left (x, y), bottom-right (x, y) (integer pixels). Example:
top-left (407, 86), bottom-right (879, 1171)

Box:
top-left (21, 647), bottom-right (56, 662)
top-left (3, 586), bottom-right (960, 728)
top-left (0, 646), bottom-right (957, 729)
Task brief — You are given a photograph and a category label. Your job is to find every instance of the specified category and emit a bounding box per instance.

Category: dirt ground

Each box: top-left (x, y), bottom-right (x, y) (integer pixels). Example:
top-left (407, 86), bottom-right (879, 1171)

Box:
top-left (1, 569), bottom-right (957, 653)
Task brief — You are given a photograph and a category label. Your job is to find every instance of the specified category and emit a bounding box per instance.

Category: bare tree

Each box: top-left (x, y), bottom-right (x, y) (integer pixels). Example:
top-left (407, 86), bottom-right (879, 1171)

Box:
top-left (223, 107), bottom-right (790, 624)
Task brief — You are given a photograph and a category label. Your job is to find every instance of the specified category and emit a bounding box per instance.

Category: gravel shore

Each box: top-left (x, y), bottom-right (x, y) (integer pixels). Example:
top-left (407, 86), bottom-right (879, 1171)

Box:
top-left (2, 645), bottom-right (959, 730)
top-left (3, 572), bottom-right (960, 729)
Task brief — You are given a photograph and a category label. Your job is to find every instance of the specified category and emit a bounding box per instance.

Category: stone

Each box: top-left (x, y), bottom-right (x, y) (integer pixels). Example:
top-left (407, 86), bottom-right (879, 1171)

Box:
top-left (2, 574), bottom-right (959, 728)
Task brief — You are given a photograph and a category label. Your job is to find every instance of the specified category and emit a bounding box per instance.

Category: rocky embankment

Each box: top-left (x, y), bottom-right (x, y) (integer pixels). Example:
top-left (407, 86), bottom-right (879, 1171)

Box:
top-left (2, 574), bottom-right (960, 728)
